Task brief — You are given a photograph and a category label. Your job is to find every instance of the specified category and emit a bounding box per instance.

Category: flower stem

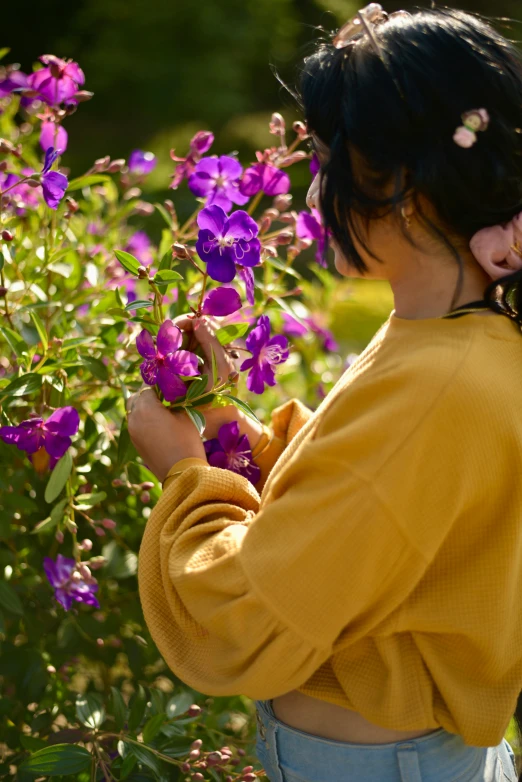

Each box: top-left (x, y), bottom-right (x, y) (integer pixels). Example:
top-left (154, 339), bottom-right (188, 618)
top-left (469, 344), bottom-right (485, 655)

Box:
top-left (177, 205), bottom-right (202, 239)
top-left (0, 174), bottom-right (37, 198)
top-left (247, 191), bottom-right (263, 216)
top-left (0, 268), bottom-right (14, 327)
top-left (197, 272), bottom-right (208, 313)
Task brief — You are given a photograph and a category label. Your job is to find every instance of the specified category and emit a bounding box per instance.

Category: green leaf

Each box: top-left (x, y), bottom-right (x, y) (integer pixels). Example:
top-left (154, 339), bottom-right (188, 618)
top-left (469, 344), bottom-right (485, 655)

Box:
top-left (62, 336), bottom-right (98, 349)
top-left (19, 735), bottom-right (47, 752)
top-left (19, 744), bottom-right (92, 776)
top-left (120, 752), bottom-right (137, 779)
top-left (215, 322), bottom-right (250, 345)
top-left (81, 356), bottom-right (109, 381)
top-left (32, 498), bottom-right (68, 534)
top-left (142, 713), bottom-right (167, 743)
top-left (267, 256), bottom-right (302, 279)
top-left (158, 251), bottom-right (172, 272)
top-left (117, 418), bottom-right (132, 467)
top-left (0, 48), bottom-right (10, 61)
top-left (76, 692), bottom-right (106, 729)
top-left (186, 374), bottom-right (208, 400)
top-left (185, 407), bottom-right (206, 435)
top-left (127, 684), bottom-right (148, 732)
top-left (0, 580), bottom-right (24, 616)
top-left (114, 250), bottom-right (140, 276)
top-left (30, 310), bottom-right (48, 352)
top-left (47, 261), bottom-right (73, 277)
top-left (3, 372), bottom-right (42, 397)
top-left (153, 270), bottom-right (183, 284)
top-left (74, 491), bottom-right (107, 510)
top-left (67, 174), bottom-right (110, 191)
top-left (110, 686), bottom-right (128, 732)
top-left (193, 393), bottom-right (216, 408)
top-left (44, 450), bottom-right (73, 504)
top-left (223, 395), bottom-right (260, 424)
top-left (166, 692), bottom-right (193, 718)
top-left (210, 345), bottom-right (219, 385)
top-left (127, 742), bottom-right (163, 777)
top-left (0, 326), bottom-right (27, 358)
top-left (124, 299), bottom-right (153, 311)
top-left (154, 202), bottom-right (173, 227)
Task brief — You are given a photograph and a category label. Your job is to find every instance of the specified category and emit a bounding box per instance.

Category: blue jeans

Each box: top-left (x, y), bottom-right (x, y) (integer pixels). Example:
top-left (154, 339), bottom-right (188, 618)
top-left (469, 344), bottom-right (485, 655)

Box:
top-left (254, 699), bottom-right (518, 782)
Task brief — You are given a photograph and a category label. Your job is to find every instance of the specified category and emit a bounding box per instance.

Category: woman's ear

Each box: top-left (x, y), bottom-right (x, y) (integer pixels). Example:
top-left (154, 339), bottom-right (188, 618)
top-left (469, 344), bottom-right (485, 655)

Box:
top-left (470, 218), bottom-right (522, 280)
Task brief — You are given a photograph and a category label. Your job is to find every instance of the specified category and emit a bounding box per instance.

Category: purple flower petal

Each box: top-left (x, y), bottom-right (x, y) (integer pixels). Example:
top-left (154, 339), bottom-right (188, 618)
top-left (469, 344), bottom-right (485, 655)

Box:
top-left (44, 432), bottom-right (72, 459)
top-left (225, 210), bottom-right (258, 242)
top-left (282, 313), bottom-right (307, 337)
top-left (232, 237), bottom-right (261, 268)
top-left (202, 287), bottom-right (242, 316)
top-left (204, 438), bottom-right (222, 458)
top-left (197, 204), bottom-right (227, 236)
top-left (245, 364), bottom-right (269, 394)
top-left (156, 320), bottom-right (182, 356)
top-left (296, 210), bottom-right (323, 242)
top-left (40, 122), bottom-right (68, 154)
top-left (310, 154), bottom-right (320, 178)
top-left (54, 588), bottom-right (74, 611)
top-left (190, 131), bottom-right (214, 155)
top-left (157, 365), bottom-right (188, 401)
top-left (218, 421), bottom-right (240, 453)
top-left (262, 165), bottom-right (290, 196)
top-left (218, 155), bottom-right (243, 180)
top-left (16, 427), bottom-right (45, 453)
top-left (165, 350), bottom-right (200, 377)
top-left (206, 252), bottom-right (237, 283)
top-left (140, 358), bottom-right (159, 386)
top-left (238, 267), bottom-right (255, 306)
top-left (245, 315), bottom-right (270, 355)
top-left (45, 406), bottom-right (80, 437)
top-left (239, 165), bottom-right (263, 197)
top-left (222, 182), bottom-right (250, 207)
top-left (42, 171), bottom-right (68, 209)
top-left (0, 425), bottom-right (22, 445)
top-left (193, 156), bottom-right (221, 178)
top-left (136, 329), bottom-right (156, 359)
top-left (128, 149), bottom-right (157, 175)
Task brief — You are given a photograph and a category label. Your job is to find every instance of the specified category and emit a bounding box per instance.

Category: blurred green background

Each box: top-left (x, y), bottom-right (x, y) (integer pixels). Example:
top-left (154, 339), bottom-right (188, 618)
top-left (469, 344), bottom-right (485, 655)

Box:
top-left (3, 0), bottom-right (522, 353)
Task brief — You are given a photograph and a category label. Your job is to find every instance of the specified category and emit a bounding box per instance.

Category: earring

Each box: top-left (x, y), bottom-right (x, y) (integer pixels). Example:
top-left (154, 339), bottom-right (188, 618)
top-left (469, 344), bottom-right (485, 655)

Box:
top-left (401, 207), bottom-right (411, 230)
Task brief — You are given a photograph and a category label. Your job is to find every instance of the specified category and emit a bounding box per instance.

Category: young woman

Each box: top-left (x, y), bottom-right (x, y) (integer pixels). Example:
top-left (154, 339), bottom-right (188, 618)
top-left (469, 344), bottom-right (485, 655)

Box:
top-left (127, 6), bottom-right (522, 780)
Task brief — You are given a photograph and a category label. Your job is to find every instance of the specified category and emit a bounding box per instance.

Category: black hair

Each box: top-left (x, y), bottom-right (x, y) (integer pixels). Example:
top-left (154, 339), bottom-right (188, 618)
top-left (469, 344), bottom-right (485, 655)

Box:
top-left (298, 7), bottom-right (522, 321)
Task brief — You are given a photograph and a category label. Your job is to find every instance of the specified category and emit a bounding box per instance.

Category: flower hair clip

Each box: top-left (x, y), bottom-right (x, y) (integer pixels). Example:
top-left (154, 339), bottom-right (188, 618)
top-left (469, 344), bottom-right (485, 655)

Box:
top-left (333, 3), bottom-right (410, 53)
top-left (453, 109), bottom-right (490, 149)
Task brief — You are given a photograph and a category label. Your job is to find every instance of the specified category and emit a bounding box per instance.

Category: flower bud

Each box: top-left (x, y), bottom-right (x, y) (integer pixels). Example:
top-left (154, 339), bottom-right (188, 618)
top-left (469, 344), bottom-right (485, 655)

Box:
top-left (71, 571), bottom-right (82, 582)
top-left (198, 761), bottom-right (208, 769)
top-left (107, 158), bottom-right (126, 173)
top-left (133, 200), bottom-right (155, 216)
top-left (238, 749), bottom-right (246, 757)
top-left (259, 216), bottom-right (271, 234)
top-left (292, 120), bottom-right (308, 138)
top-left (140, 491), bottom-right (151, 504)
top-left (164, 199), bottom-right (177, 218)
top-left (0, 160), bottom-right (7, 172)
top-left (189, 749), bottom-right (200, 760)
top-left (187, 704), bottom-right (202, 717)
top-left (26, 179), bottom-right (41, 188)
top-left (137, 266), bottom-right (149, 279)
top-left (192, 774), bottom-right (204, 781)
top-left (65, 518), bottom-right (78, 534)
top-left (79, 538), bottom-right (93, 552)
top-left (269, 112), bottom-right (286, 136)
top-left (74, 90), bottom-right (94, 102)
top-left (230, 758), bottom-right (240, 766)
top-left (206, 752), bottom-right (223, 766)
top-left (96, 637), bottom-right (104, 647)
top-left (51, 337), bottom-right (63, 348)
top-left (172, 243), bottom-right (190, 259)
top-left (141, 481), bottom-right (154, 490)
top-left (276, 230), bottom-right (294, 245)
top-left (78, 563), bottom-right (92, 580)
top-left (0, 139), bottom-right (14, 153)
top-left (110, 637), bottom-right (123, 647)
top-left (94, 156), bottom-right (110, 171)
top-left (279, 211), bottom-right (297, 226)
top-left (262, 245), bottom-right (278, 259)
top-left (226, 777), bottom-right (234, 782)
top-left (112, 478), bottom-right (125, 487)
top-left (228, 371), bottom-right (239, 384)
top-left (242, 766), bottom-right (254, 774)
top-left (181, 762), bottom-right (190, 772)
top-left (46, 664), bottom-right (56, 674)
top-left (264, 207), bottom-right (279, 220)
top-left (101, 518), bottom-right (117, 530)
top-left (190, 740), bottom-right (203, 750)
top-left (65, 196), bottom-right (79, 213)
top-left (95, 527), bottom-right (106, 537)
top-left (281, 150), bottom-right (309, 166)
top-left (242, 775), bottom-right (256, 782)
top-left (220, 746), bottom-right (232, 756)
top-left (55, 530), bottom-right (64, 544)
top-left (2, 230), bottom-right (14, 241)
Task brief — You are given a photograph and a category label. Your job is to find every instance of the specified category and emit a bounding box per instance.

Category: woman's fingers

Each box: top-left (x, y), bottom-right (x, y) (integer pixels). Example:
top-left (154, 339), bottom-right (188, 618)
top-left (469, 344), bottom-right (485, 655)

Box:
top-left (173, 315), bottom-right (236, 384)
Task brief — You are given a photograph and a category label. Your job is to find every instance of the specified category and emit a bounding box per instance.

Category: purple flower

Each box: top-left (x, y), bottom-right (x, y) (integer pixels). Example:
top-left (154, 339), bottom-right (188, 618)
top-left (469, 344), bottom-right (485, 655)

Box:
top-left (0, 169), bottom-right (40, 214)
top-left (296, 208), bottom-right (327, 267)
top-left (41, 148), bottom-right (68, 209)
top-left (240, 315), bottom-right (289, 394)
top-left (28, 55), bottom-right (85, 107)
top-left (281, 312), bottom-right (307, 338)
top-left (0, 69), bottom-right (29, 98)
top-left (128, 150), bottom-right (157, 176)
top-left (238, 266), bottom-right (255, 306)
top-left (40, 121), bottom-right (68, 154)
top-left (204, 421), bottom-right (260, 485)
top-left (43, 554), bottom-right (99, 611)
top-left (196, 205), bottom-right (261, 283)
top-left (310, 153), bottom-right (320, 178)
top-left (202, 286), bottom-right (242, 316)
top-left (170, 131), bottom-right (214, 189)
top-left (0, 406), bottom-right (80, 460)
top-left (124, 231), bottom-right (153, 265)
top-left (282, 313), bottom-right (338, 352)
top-left (137, 320), bottom-right (200, 401)
top-left (240, 163), bottom-right (291, 198)
top-left (189, 155), bottom-right (249, 212)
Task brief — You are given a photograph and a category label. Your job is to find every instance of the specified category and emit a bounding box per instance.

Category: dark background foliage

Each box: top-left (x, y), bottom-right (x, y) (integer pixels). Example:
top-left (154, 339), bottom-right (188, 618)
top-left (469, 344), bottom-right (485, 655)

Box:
top-left (4, 0), bottom-right (522, 188)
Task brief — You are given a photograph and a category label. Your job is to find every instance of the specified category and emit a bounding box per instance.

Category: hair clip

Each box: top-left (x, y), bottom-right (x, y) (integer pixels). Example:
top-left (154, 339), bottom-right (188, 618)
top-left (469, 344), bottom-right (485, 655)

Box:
top-left (453, 109), bottom-right (490, 149)
top-left (333, 4), bottom-right (411, 52)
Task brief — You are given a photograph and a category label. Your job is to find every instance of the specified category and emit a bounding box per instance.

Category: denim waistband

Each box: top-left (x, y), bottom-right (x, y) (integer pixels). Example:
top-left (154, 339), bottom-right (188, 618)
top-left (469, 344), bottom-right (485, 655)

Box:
top-left (253, 699), bottom-right (517, 782)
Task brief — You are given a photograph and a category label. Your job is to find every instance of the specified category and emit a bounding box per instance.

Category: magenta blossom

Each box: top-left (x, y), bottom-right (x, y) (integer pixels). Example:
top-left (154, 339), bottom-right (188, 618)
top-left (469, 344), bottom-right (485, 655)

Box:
top-left (0, 69), bottom-right (29, 98)
top-left (282, 313), bottom-right (338, 352)
top-left (196, 205), bottom-right (261, 283)
top-left (189, 155), bottom-right (249, 212)
top-left (202, 286), bottom-right (242, 316)
top-left (137, 320), bottom-right (199, 401)
top-left (170, 131), bottom-right (214, 189)
top-left (0, 169), bottom-right (40, 215)
top-left (41, 148), bottom-right (68, 209)
top-left (296, 208), bottom-right (327, 267)
top-left (240, 315), bottom-right (289, 394)
top-left (28, 55), bottom-right (85, 107)
top-left (310, 153), bottom-right (320, 178)
top-left (43, 555), bottom-right (99, 611)
top-left (124, 231), bottom-right (153, 265)
top-left (240, 163), bottom-right (290, 198)
top-left (128, 150), bottom-right (157, 176)
top-left (0, 406), bottom-right (79, 460)
top-left (40, 121), bottom-right (68, 154)
top-left (204, 422), bottom-right (260, 485)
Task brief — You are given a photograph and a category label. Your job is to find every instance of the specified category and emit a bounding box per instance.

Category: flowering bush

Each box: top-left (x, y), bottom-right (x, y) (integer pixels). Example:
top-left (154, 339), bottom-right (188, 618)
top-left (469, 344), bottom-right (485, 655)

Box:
top-left (0, 51), bottom-right (347, 780)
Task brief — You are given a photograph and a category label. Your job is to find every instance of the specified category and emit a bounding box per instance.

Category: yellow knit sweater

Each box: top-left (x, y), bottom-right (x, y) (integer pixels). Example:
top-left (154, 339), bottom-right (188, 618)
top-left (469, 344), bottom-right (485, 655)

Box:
top-left (138, 309), bottom-right (522, 747)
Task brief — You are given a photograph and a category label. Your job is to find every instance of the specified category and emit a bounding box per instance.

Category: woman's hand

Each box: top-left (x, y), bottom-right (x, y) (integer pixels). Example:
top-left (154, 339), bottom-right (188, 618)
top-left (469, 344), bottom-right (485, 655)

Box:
top-left (126, 387), bottom-right (206, 482)
top-left (173, 314), bottom-right (265, 446)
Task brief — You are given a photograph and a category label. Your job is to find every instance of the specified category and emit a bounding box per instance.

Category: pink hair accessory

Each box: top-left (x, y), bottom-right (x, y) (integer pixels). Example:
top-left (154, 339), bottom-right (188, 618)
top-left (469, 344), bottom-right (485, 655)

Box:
top-left (453, 109), bottom-right (490, 148)
top-left (470, 212), bottom-right (522, 280)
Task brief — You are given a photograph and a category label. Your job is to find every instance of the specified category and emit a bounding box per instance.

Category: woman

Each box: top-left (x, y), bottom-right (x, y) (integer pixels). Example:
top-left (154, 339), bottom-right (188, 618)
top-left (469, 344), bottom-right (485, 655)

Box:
top-left (128, 6), bottom-right (522, 781)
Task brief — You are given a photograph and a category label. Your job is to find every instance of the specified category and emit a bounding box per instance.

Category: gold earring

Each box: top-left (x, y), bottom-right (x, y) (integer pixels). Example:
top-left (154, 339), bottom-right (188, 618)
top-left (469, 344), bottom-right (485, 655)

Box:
top-left (401, 207), bottom-right (411, 230)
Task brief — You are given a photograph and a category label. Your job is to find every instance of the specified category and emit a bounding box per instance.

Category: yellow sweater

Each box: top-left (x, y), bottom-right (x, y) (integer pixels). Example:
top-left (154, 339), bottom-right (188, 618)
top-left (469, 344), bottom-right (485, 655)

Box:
top-left (138, 309), bottom-right (522, 747)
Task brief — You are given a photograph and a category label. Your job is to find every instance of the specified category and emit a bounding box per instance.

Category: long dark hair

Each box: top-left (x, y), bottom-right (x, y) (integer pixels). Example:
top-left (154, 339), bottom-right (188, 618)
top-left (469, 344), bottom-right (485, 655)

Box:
top-left (298, 7), bottom-right (522, 323)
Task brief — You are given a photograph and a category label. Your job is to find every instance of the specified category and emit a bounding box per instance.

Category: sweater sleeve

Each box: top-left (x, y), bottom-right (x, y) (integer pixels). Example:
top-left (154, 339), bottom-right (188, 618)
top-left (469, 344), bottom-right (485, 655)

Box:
top-left (137, 400), bottom-right (428, 699)
top-left (251, 398), bottom-right (313, 491)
